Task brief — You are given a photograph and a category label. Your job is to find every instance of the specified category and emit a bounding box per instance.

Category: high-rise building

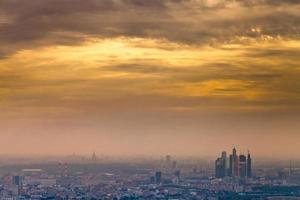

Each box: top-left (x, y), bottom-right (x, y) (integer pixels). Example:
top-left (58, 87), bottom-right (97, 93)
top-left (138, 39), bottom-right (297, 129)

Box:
top-left (219, 148), bottom-right (253, 179)
top-left (232, 147), bottom-right (239, 177)
top-left (228, 154), bottom-right (233, 177)
top-left (12, 175), bottom-right (21, 186)
top-left (247, 152), bottom-right (252, 178)
top-left (215, 151), bottom-right (227, 178)
top-left (215, 158), bottom-right (222, 178)
top-left (239, 155), bottom-right (247, 178)
top-left (221, 151), bottom-right (227, 177)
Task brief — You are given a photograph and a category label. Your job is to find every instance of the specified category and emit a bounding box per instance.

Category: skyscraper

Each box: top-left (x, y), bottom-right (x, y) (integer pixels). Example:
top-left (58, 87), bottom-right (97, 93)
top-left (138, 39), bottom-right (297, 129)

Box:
top-left (215, 151), bottom-right (227, 178)
top-left (228, 154), bottom-right (233, 177)
top-left (232, 147), bottom-right (239, 177)
top-left (221, 151), bottom-right (227, 177)
top-left (221, 147), bottom-right (253, 179)
top-left (215, 158), bottom-right (223, 178)
top-left (247, 151), bottom-right (252, 178)
top-left (239, 155), bottom-right (247, 178)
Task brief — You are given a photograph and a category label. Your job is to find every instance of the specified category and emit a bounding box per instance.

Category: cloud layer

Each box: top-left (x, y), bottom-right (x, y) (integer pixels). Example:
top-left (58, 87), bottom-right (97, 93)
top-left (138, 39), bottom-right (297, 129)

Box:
top-left (1, 0), bottom-right (299, 54)
top-left (0, 0), bottom-right (299, 156)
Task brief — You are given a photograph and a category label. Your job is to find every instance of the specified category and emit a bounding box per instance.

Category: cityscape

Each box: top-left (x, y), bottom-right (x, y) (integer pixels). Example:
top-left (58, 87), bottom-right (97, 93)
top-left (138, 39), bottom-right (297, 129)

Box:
top-left (0, 151), bottom-right (299, 199)
top-left (1, 0), bottom-right (300, 199)
top-left (215, 148), bottom-right (252, 179)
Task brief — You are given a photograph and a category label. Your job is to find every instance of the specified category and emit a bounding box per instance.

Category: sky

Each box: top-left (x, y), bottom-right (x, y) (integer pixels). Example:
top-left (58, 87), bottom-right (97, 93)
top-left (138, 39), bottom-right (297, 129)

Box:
top-left (0, 0), bottom-right (299, 158)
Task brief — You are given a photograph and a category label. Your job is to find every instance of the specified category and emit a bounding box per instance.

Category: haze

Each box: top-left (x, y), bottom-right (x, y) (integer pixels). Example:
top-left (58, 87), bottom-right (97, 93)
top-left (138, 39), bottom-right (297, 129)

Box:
top-left (0, 0), bottom-right (299, 158)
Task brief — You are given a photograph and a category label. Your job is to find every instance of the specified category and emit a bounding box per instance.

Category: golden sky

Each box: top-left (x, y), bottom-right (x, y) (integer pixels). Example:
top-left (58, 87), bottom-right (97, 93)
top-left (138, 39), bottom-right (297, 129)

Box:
top-left (0, 0), bottom-right (300, 157)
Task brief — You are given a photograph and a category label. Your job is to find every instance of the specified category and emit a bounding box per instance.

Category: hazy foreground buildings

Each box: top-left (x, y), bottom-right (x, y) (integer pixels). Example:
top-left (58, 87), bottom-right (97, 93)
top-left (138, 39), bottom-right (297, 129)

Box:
top-left (1, 153), bottom-right (300, 200)
top-left (215, 147), bottom-right (252, 179)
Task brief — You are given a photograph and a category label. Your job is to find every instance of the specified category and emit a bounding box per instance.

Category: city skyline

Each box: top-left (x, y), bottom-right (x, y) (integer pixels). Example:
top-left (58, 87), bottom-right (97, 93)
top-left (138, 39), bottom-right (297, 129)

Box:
top-left (0, 0), bottom-right (300, 157)
top-left (215, 147), bottom-right (252, 179)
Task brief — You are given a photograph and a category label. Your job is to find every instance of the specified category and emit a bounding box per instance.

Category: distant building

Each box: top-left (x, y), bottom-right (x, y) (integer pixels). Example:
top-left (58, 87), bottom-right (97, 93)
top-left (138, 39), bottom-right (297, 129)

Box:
top-left (232, 147), bottom-right (239, 177)
top-left (92, 152), bottom-right (97, 162)
top-left (239, 155), bottom-right (247, 178)
top-left (172, 161), bottom-right (177, 171)
top-left (174, 170), bottom-right (180, 178)
top-left (221, 151), bottom-right (227, 177)
top-left (215, 158), bottom-right (223, 178)
top-left (12, 176), bottom-right (22, 187)
top-left (173, 170), bottom-right (181, 184)
top-left (217, 148), bottom-right (252, 179)
top-left (165, 155), bottom-right (172, 172)
top-left (247, 152), bottom-right (252, 178)
top-left (150, 176), bottom-right (155, 183)
top-left (155, 171), bottom-right (162, 183)
top-left (215, 151), bottom-right (227, 178)
top-left (228, 154), bottom-right (233, 177)
top-left (166, 155), bottom-right (171, 163)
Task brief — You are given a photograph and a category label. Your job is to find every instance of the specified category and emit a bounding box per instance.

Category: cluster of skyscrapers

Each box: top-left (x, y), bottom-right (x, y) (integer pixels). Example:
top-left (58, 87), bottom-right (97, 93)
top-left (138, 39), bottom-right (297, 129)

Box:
top-left (215, 147), bottom-right (252, 179)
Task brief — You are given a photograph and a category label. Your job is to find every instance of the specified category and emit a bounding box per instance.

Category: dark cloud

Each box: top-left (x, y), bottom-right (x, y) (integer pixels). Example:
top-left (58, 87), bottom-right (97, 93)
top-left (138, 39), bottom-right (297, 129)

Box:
top-left (244, 49), bottom-right (300, 58)
top-left (123, 0), bottom-right (167, 8)
top-left (237, 0), bottom-right (300, 6)
top-left (0, 0), bottom-right (299, 57)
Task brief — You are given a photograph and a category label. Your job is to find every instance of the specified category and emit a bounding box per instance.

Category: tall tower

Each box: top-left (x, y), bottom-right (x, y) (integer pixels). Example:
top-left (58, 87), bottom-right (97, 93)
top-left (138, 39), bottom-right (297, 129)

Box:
top-left (215, 151), bottom-right (227, 178)
top-left (215, 158), bottom-right (222, 178)
top-left (289, 160), bottom-right (292, 177)
top-left (221, 151), bottom-right (227, 177)
top-left (247, 151), bottom-right (252, 178)
top-left (233, 147), bottom-right (239, 177)
top-left (228, 154), bottom-right (233, 177)
top-left (92, 152), bottom-right (97, 162)
top-left (239, 155), bottom-right (247, 178)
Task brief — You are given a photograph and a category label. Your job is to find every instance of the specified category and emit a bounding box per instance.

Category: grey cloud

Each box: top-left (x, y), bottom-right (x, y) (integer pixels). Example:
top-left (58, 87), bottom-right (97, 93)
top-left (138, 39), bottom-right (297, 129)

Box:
top-left (94, 61), bottom-right (286, 85)
top-left (100, 63), bottom-right (184, 74)
top-left (237, 0), bottom-right (300, 6)
top-left (122, 0), bottom-right (167, 8)
top-left (0, 0), bottom-right (299, 57)
top-left (244, 49), bottom-right (300, 58)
